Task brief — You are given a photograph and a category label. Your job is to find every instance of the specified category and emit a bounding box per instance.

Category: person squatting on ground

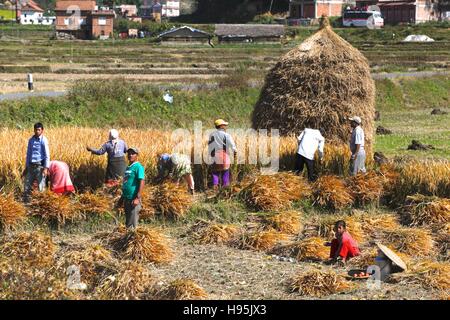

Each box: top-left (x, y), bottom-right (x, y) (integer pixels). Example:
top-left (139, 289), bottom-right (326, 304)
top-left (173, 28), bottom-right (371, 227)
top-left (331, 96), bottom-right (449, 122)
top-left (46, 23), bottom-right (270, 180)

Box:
top-left (208, 119), bottom-right (237, 189)
top-left (295, 127), bottom-right (325, 182)
top-left (326, 220), bottom-right (360, 265)
top-left (118, 148), bottom-right (145, 229)
top-left (87, 129), bottom-right (128, 187)
top-left (48, 160), bottom-right (75, 195)
top-left (23, 122), bottom-right (50, 202)
top-left (157, 153), bottom-right (195, 195)
top-left (349, 116), bottom-right (367, 176)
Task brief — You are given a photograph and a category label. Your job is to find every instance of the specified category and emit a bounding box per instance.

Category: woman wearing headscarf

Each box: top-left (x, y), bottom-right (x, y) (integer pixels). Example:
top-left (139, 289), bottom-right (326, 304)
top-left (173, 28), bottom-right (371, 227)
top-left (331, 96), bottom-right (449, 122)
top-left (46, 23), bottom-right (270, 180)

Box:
top-left (87, 129), bottom-right (128, 186)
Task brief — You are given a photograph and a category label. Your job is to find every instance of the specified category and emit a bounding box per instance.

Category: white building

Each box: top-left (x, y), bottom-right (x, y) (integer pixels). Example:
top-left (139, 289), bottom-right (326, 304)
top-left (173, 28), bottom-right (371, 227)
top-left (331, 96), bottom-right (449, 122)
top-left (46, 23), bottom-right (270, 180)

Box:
top-left (18, 0), bottom-right (55, 25)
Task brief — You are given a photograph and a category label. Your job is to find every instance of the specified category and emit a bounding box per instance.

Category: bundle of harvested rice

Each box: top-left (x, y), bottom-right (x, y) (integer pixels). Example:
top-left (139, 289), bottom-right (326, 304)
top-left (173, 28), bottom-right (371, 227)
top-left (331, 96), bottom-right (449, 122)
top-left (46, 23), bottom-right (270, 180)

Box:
top-left (276, 172), bottom-right (312, 201)
top-left (0, 193), bottom-right (27, 228)
top-left (265, 211), bottom-right (303, 235)
top-left (306, 215), bottom-right (366, 244)
top-left (354, 212), bottom-right (400, 236)
top-left (57, 243), bottom-right (114, 286)
top-left (313, 175), bottom-right (354, 211)
top-left (95, 261), bottom-right (155, 300)
top-left (382, 227), bottom-right (434, 257)
top-left (393, 260), bottom-right (450, 292)
top-left (348, 171), bottom-right (384, 207)
top-left (272, 237), bottom-right (329, 262)
top-left (252, 16), bottom-right (375, 149)
top-left (434, 224), bottom-right (449, 259)
top-left (139, 186), bottom-right (157, 219)
top-left (30, 190), bottom-right (82, 225)
top-left (1, 231), bottom-right (56, 267)
top-left (108, 226), bottom-right (174, 264)
top-left (399, 194), bottom-right (450, 227)
top-left (289, 269), bottom-right (353, 297)
top-left (239, 175), bottom-right (292, 211)
top-left (191, 223), bottom-right (240, 245)
top-left (152, 182), bottom-right (192, 219)
top-left (236, 229), bottom-right (289, 251)
top-left (346, 248), bottom-right (378, 269)
top-left (160, 278), bottom-right (208, 300)
top-left (75, 191), bottom-right (111, 216)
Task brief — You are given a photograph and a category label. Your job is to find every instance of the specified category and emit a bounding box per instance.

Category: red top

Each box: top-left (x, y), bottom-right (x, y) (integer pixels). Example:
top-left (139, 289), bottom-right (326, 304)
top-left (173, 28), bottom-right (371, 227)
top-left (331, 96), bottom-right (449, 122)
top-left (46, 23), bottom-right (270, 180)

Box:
top-left (330, 231), bottom-right (360, 260)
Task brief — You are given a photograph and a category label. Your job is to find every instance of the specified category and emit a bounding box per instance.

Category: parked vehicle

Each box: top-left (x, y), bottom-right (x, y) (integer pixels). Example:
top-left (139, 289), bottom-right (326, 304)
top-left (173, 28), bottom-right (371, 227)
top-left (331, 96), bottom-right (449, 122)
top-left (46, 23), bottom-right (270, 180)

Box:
top-left (343, 10), bottom-right (384, 28)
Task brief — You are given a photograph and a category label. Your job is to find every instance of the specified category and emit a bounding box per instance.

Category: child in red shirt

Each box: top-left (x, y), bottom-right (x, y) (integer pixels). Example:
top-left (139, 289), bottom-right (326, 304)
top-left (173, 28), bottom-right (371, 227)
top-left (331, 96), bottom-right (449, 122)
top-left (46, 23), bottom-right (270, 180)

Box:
top-left (328, 220), bottom-right (360, 263)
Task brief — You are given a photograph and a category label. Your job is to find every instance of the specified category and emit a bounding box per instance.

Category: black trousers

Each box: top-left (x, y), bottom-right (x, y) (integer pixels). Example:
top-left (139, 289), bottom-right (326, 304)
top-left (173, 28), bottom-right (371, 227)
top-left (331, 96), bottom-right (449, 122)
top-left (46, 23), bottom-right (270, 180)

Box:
top-left (295, 153), bottom-right (316, 182)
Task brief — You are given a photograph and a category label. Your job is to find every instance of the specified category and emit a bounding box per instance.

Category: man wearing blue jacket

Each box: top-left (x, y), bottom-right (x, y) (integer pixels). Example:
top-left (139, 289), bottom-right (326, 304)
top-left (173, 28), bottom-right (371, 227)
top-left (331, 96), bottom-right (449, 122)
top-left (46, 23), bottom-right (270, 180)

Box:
top-left (23, 122), bottom-right (50, 202)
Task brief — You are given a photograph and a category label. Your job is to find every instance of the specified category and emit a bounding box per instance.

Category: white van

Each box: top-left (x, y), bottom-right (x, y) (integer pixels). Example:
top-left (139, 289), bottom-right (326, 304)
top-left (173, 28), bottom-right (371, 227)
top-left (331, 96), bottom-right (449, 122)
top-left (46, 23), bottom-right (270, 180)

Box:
top-left (343, 10), bottom-right (384, 28)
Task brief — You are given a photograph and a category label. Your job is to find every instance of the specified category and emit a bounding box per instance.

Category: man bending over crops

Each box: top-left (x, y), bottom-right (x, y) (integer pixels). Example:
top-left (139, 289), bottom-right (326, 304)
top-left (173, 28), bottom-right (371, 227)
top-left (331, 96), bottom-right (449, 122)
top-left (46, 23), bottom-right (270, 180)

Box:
top-left (208, 119), bottom-right (237, 190)
top-left (22, 122), bottom-right (50, 203)
top-left (295, 128), bottom-right (325, 181)
top-left (349, 116), bottom-right (366, 176)
top-left (119, 147), bottom-right (145, 229)
top-left (156, 153), bottom-right (195, 195)
top-left (327, 220), bottom-right (360, 264)
top-left (87, 129), bottom-right (128, 187)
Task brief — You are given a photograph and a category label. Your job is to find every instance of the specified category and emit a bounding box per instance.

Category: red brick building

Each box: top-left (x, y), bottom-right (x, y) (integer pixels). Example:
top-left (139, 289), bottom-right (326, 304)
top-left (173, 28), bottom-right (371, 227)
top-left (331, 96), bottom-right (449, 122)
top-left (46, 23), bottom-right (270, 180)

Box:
top-left (355, 0), bottom-right (439, 24)
top-left (55, 0), bottom-right (114, 39)
top-left (289, 0), bottom-right (347, 18)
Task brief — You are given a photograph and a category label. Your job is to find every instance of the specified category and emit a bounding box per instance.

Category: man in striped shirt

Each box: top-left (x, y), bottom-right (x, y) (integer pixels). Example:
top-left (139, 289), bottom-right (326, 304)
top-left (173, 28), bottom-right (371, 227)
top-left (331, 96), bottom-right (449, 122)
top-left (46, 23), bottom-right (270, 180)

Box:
top-left (22, 122), bottom-right (50, 202)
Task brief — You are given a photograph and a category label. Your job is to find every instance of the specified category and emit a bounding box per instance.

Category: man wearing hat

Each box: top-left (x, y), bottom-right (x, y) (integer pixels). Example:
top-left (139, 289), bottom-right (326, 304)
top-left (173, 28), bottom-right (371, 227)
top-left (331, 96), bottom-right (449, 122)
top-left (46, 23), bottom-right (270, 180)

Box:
top-left (349, 116), bottom-right (366, 176)
top-left (208, 119), bottom-right (237, 189)
top-left (119, 147), bottom-right (145, 229)
top-left (156, 153), bottom-right (195, 194)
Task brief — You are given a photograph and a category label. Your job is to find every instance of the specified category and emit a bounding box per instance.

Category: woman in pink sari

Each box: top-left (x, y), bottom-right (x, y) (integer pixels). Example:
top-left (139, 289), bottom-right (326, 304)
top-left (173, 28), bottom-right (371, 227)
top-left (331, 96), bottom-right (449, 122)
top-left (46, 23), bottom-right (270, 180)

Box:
top-left (48, 160), bottom-right (75, 195)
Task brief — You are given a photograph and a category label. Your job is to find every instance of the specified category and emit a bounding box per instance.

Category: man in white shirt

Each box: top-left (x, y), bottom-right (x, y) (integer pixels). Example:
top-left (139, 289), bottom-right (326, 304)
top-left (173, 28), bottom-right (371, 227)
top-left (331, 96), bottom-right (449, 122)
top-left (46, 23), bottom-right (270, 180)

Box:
top-left (295, 128), bottom-right (325, 181)
top-left (349, 116), bottom-right (367, 176)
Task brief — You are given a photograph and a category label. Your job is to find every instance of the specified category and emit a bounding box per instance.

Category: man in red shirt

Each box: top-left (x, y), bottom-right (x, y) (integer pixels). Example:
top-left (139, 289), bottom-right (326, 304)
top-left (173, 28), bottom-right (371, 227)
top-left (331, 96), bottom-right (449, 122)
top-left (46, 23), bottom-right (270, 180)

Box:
top-left (328, 220), bottom-right (360, 264)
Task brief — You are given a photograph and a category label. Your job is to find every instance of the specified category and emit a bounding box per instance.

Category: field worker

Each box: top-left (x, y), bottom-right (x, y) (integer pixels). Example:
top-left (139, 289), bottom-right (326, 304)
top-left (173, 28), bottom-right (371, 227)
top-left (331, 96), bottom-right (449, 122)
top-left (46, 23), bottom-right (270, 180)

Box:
top-left (349, 116), bottom-right (366, 176)
top-left (326, 220), bottom-right (360, 264)
top-left (295, 127), bottom-right (325, 182)
top-left (119, 147), bottom-right (145, 229)
top-left (208, 119), bottom-right (237, 189)
top-left (87, 129), bottom-right (128, 187)
top-left (157, 153), bottom-right (195, 195)
top-left (48, 160), bottom-right (75, 195)
top-left (22, 122), bottom-right (50, 202)
top-left (27, 73), bottom-right (34, 92)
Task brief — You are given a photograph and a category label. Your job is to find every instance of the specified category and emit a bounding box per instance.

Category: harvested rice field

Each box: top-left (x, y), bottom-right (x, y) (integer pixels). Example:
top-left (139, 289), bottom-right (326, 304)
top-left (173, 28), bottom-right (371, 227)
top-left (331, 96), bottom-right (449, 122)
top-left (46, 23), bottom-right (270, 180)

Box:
top-left (0, 21), bottom-right (449, 301)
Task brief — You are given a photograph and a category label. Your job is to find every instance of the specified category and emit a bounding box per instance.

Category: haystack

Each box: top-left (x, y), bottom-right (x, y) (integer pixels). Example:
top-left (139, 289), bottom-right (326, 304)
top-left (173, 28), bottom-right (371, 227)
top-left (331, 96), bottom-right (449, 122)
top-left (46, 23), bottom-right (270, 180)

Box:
top-left (75, 192), bottom-right (111, 216)
top-left (252, 16), bottom-right (375, 150)
top-left (348, 171), bottom-right (384, 207)
top-left (235, 229), bottom-right (290, 251)
top-left (0, 193), bottom-right (27, 229)
top-left (160, 279), bottom-right (208, 300)
top-left (271, 237), bottom-right (329, 262)
top-left (106, 226), bottom-right (174, 264)
top-left (289, 269), bottom-right (353, 297)
top-left (30, 190), bottom-right (82, 225)
top-left (1, 231), bottom-right (57, 267)
top-left (392, 260), bottom-right (450, 292)
top-left (399, 194), bottom-right (450, 227)
top-left (265, 210), bottom-right (303, 235)
top-left (312, 175), bottom-right (354, 211)
top-left (190, 222), bottom-right (240, 245)
top-left (153, 182), bottom-right (193, 219)
top-left (382, 227), bottom-right (434, 257)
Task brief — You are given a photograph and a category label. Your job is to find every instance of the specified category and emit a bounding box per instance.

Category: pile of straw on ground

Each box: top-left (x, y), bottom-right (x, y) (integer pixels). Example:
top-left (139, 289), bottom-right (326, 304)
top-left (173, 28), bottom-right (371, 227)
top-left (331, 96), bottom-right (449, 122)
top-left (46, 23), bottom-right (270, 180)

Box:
top-left (399, 194), bottom-right (450, 227)
top-left (348, 171), bottom-right (384, 207)
top-left (252, 16), bottom-right (375, 149)
top-left (289, 269), bottom-right (352, 297)
top-left (190, 222), bottom-right (240, 245)
top-left (235, 229), bottom-right (289, 251)
top-left (276, 172), bottom-right (312, 201)
top-left (271, 237), bottom-right (329, 262)
top-left (95, 261), bottom-right (156, 300)
top-left (239, 175), bottom-right (294, 211)
top-left (56, 243), bottom-right (114, 287)
top-left (313, 175), bottom-right (354, 211)
top-left (353, 211), bottom-right (400, 236)
top-left (159, 279), bottom-right (208, 300)
top-left (346, 248), bottom-right (378, 269)
top-left (152, 182), bottom-right (193, 219)
top-left (30, 191), bottom-right (82, 226)
top-left (392, 260), bottom-right (450, 292)
top-left (382, 227), bottom-right (434, 257)
top-left (0, 193), bottom-right (27, 229)
top-left (1, 231), bottom-right (57, 267)
top-left (75, 192), bottom-right (111, 216)
top-left (265, 211), bottom-right (303, 235)
top-left (107, 226), bottom-right (174, 264)
top-left (139, 186), bottom-right (157, 219)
